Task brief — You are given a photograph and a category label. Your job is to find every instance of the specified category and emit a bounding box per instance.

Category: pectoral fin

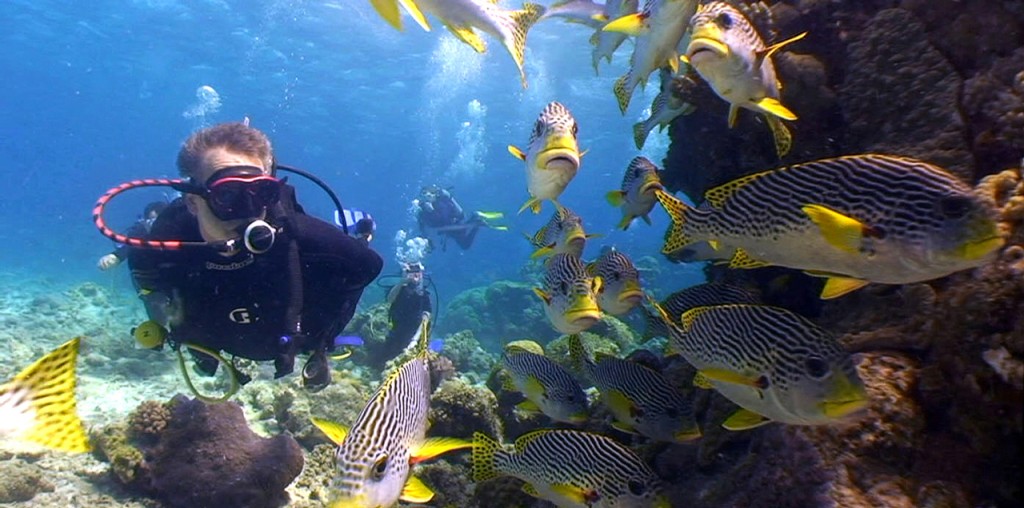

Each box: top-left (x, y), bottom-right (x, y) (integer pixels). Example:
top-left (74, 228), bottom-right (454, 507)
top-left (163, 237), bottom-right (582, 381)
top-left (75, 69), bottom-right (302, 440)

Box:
top-left (698, 368), bottom-right (767, 390)
top-left (551, 483), bottom-right (597, 505)
top-left (310, 417), bottom-right (349, 445)
top-left (820, 276), bottom-right (870, 299)
top-left (411, 436), bottom-right (473, 463)
top-left (530, 244), bottom-right (555, 259)
top-left (398, 0), bottom-right (431, 31)
top-left (508, 144), bottom-right (527, 160)
top-left (533, 287), bottom-right (552, 305)
top-left (606, 190), bottom-right (626, 207)
top-left (755, 97), bottom-right (797, 121)
top-left (802, 204), bottom-right (867, 254)
top-left (444, 22), bottom-right (487, 53)
top-left (722, 408), bottom-right (771, 431)
top-left (602, 12), bottom-right (648, 36)
top-left (400, 475), bottom-right (435, 503)
top-left (517, 399), bottom-right (542, 413)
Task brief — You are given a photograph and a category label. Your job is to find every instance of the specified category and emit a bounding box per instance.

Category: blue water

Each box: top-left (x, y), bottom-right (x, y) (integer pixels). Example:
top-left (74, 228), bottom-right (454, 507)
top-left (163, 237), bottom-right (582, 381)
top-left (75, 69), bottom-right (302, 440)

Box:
top-left (1, 0), bottom-right (703, 306)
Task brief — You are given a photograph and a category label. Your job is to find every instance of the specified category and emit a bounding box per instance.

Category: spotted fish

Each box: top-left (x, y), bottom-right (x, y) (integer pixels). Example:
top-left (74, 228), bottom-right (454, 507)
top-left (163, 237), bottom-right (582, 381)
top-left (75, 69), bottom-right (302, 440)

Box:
top-left (683, 1), bottom-right (806, 157)
top-left (472, 429), bottom-right (670, 508)
top-left (311, 314), bottom-right (471, 508)
top-left (589, 0), bottom-right (639, 74)
top-left (650, 300), bottom-right (869, 430)
top-left (510, 102), bottom-right (584, 214)
top-left (501, 344), bottom-right (588, 424)
top-left (0, 337), bottom-right (89, 453)
top-left (632, 69), bottom-right (695, 149)
top-left (568, 335), bottom-right (700, 443)
top-left (604, 0), bottom-right (698, 114)
top-left (656, 154), bottom-right (1005, 299)
top-left (586, 247), bottom-right (643, 316)
top-left (528, 203), bottom-right (598, 259)
top-left (642, 283), bottom-right (760, 340)
top-left (534, 253), bottom-right (603, 334)
top-left (373, 0), bottom-right (545, 88)
top-left (606, 156), bottom-right (664, 231)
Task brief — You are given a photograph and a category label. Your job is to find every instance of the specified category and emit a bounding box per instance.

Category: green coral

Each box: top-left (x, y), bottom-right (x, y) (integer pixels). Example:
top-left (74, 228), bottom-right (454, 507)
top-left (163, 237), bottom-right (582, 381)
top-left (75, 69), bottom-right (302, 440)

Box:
top-left (272, 372), bottom-right (372, 449)
top-left (90, 422), bottom-right (146, 486)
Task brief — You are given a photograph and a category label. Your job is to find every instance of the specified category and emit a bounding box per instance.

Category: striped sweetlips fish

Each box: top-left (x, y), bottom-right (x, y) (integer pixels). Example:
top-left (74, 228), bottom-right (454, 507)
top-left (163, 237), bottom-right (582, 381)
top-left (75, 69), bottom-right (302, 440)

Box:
top-left (641, 282), bottom-right (760, 339)
top-left (510, 101), bottom-right (584, 214)
top-left (311, 313), bottom-right (471, 508)
top-left (586, 247), bottom-right (643, 316)
top-left (656, 154), bottom-right (1005, 299)
top-left (473, 429), bottom-right (670, 508)
top-left (606, 156), bottom-right (665, 231)
top-left (650, 300), bottom-right (868, 430)
top-left (501, 344), bottom-right (588, 424)
top-left (534, 253), bottom-right (604, 334)
top-left (527, 202), bottom-right (597, 259)
top-left (568, 335), bottom-right (700, 443)
top-left (683, 0), bottom-right (806, 157)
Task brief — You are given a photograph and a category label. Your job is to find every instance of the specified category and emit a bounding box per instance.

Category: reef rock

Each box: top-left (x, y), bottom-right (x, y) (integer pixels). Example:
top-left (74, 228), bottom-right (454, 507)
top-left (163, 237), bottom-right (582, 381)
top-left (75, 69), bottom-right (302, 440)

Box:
top-left (442, 280), bottom-right (555, 347)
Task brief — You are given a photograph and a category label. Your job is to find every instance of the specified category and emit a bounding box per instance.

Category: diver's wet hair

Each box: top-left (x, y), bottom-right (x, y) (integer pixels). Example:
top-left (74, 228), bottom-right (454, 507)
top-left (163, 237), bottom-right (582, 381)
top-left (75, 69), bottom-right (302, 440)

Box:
top-left (176, 122), bottom-right (274, 178)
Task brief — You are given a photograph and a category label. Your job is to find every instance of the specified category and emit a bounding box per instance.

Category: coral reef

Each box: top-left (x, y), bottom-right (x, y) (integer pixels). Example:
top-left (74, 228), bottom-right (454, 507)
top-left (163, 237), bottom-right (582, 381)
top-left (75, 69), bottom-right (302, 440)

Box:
top-left (269, 373), bottom-right (371, 449)
top-left (440, 329), bottom-right (497, 384)
top-left (429, 378), bottom-right (504, 440)
top-left (442, 281), bottom-right (555, 347)
top-left (416, 460), bottom-right (476, 508)
top-left (287, 444), bottom-right (337, 507)
top-left (0, 460), bottom-right (55, 503)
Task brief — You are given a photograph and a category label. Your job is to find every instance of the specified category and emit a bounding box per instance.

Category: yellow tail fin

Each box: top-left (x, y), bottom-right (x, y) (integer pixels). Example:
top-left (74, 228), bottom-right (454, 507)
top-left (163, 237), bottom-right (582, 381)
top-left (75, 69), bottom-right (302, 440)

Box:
top-left (2, 337), bottom-right (90, 452)
top-left (654, 190), bottom-right (695, 255)
top-left (504, 3), bottom-right (546, 88)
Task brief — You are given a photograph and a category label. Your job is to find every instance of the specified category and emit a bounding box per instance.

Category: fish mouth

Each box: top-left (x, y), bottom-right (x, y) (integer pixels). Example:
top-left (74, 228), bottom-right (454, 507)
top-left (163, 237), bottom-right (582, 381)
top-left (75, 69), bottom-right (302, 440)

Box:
top-left (673, 427), bottom-right (702, 442)
top-left (564, 305), bottom-right (602, 324)
top-left (617, 288), bottom-right (644, 305)
top-left (639, 180), bottom-right (665, 196)
top-left (820, 374), bottom-right (869, 419)
top-left (538, 145), bottom-right (580, 172)
top-left (959, 234), bottom-right (1005, 261)
top-left (686, 35), bottom-right (729, 63)
top-left (821, 396), bottom-right (869, 419)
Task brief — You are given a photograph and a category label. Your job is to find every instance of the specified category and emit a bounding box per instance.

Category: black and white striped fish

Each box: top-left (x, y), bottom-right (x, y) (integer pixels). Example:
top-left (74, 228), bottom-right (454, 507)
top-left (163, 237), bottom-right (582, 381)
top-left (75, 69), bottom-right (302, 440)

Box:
top-left (589, 0), bottom-right (639, 74)
top-left (632, 70), bottom-right (695, 149)
top-left (528, 203), bottom-right (597, 259)
top-left (510, 102), bottom-right (584, 214)
top-left (534, 253), bottom-right (604, 334)
top-left (656, 154), bottom-right (1004, 299)
top-left (586, 247), bottom-right (643, 316)
top-left (501, 345), bottom-right (588, 424)
top-left (642, 283), bottom-right (760, 339)
top-left (683, 1), bottom-right (806, 157)
top-left (650, 301), bottom-right (867, 430)
top-left (606, 156), bottom-right (665, 231)
top-left (473, 429), bottom-right (670, 508)
top-left (311, 314), bottom-right (471, 508)
top-left (568, 335), bottom-right (700, 443)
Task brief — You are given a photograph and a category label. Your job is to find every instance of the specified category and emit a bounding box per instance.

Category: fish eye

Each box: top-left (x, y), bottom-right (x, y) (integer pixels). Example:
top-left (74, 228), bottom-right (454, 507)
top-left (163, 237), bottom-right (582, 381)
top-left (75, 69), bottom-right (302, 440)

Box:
top-left (805, 357), bottom-right (829, 379)
top-left (560, 281), bottom-right (569, 293)
top-left (571, 121), bottom-right (579, 138)
top-left (533, 120), bottom-right (544, 137)
top-left (371, 455), bottom-right (389, 480)
top-left (938, 195), bottom-right (972, 219)
top-left (716, 12), bottom-right (733, 29)
top-left (627, 479), bottom-right (647, 496)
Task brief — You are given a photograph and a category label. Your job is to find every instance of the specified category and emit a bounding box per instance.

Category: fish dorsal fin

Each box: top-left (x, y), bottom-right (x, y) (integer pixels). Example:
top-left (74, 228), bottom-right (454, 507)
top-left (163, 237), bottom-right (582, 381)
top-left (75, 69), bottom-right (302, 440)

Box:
top-left (514, 429), bottom-right (550, 452)
top-left (755, 31), bottom-right (808, 70)
top-left (400, 475), bottom-right (435, 503)
top-left (679, 306), bottom-right (711, 331)
top-left (820, 276), bottom-right (870, 300)
top-left (722, 408), bottom-right (771, 431)
top-left (703, 171), bottom-right (770, 209)
top-left (692, 371), bottom-right (714, 389)
top-left (414, 312), bottom-right (432, 357)
top-left (310, 417), bottom-right (349, 445)
top-left (411, 436), bottom-right (473, 464)
top-left (6, 337), bottom-right (90, 452)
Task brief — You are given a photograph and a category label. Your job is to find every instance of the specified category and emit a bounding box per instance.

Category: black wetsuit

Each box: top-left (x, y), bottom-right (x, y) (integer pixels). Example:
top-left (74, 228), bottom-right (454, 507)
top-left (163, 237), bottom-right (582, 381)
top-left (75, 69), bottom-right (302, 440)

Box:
top-left (127, 186), bottom-right (383, 373)
top-left (417, 191), bottom-right (481, 250)
top-left (378, 281), bottom-right (432, 364)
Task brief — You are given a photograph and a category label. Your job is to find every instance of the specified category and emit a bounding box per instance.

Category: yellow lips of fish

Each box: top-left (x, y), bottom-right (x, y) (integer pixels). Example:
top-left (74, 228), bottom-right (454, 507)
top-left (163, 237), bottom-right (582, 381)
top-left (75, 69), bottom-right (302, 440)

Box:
top-left (958, 234), bottom-right (1004, 261)
top-left (685, 24), bottom-right (730, 62)
top-left (616, 281), bottom-right (644, 305)
top-left (536, 136), bottom-right (581, 172)
top-left (818, 371), bottom-right (869, 420)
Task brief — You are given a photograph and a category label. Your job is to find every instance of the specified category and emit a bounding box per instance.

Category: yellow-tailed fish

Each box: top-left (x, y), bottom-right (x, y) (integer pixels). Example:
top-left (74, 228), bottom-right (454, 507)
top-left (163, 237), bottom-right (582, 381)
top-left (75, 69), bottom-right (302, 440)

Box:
top-left (683, 1), bottom-right (806, 157)
top-left (606, 156), bottom-right (664, 231)
top-left (534, 253), bottom-right (603, 334)
top-left (501, 344), bottom-right (588, 424)
top-left (586, 247), bottom-right (643, 316)
top-left (604, 0), bottom-right (698, 114)
top-left (509, 102), bottom-right (584, 214)
top-left (540, 0), bottom-right (606, 29)
top-left (311, 313), bottom-right (471, 508)
top-left (656, 154), bottom-right (1005, 299)
top-left (589, 0), bottom-right (639, 75)
top-left (0, 337), bottom-right (90, 453)
top-left (385, 0), bottom-right (545, 88)
top-left (649, 300), bottom-right (869, 430)
top-left (641, 282), bottom-right (760, 340)
top-left (567, 335), bottom-right (700, 443)
top-left (632, 69), bottom-right (696, 149)
top-left (527, 202), bottom-right (597, 259)
top-left (473, 429), bottom-right (670, 508)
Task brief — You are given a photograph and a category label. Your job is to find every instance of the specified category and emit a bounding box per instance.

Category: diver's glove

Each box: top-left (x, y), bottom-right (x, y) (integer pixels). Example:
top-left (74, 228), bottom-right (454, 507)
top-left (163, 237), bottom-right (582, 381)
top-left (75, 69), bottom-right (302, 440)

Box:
top-left (302, 348), bottom-right (331, 391)
top-left (97, 253), bottom-right (121, 270)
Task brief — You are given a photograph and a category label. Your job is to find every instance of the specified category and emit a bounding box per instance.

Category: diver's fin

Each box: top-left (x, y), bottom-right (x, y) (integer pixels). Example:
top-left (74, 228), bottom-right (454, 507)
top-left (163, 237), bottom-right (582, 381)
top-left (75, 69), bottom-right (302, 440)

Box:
top-left (310, 417), bottom-right (350, 445)
top-left (4, 337), bottom-right (90, 453)
top-left (400, 475), bottom-right (435, 503)
top-left (722, 408), bottom-right (772, 431)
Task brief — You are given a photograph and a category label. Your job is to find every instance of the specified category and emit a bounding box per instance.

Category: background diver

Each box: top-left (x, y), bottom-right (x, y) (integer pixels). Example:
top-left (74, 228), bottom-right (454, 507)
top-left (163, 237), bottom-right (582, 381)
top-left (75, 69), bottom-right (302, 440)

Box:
top-left (414, 184), bottom-right (507, 251)
top-left (120, 122), bottom-right (383, 392)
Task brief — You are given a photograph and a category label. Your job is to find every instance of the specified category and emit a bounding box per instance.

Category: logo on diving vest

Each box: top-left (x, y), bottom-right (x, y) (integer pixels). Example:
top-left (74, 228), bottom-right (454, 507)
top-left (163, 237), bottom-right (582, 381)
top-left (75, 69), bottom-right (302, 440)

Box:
top-left (229, 307), bottom-right (253, 324)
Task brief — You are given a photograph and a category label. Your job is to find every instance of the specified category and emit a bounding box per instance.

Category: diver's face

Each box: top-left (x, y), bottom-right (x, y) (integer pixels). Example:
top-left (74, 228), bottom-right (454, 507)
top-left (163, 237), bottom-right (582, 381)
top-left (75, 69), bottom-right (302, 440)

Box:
top-left (185, 147), bottom-right (269, 244)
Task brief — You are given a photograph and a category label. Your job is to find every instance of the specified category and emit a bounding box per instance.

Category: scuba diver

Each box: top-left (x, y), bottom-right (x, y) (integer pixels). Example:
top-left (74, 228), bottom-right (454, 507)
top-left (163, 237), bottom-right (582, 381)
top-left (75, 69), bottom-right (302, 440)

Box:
top-left (414, 184), bottom-right (506, 251)
top-left (97, 201), bottom-right (168, 271)
top-left (369, 261), bottom-right (434, 367)
top-left (96, 121), bottom-right (383, 396)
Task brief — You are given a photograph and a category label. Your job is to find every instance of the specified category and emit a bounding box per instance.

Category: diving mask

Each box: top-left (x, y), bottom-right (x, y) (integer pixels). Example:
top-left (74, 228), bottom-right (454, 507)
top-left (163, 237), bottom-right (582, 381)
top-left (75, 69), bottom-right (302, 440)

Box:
top-left (196, 165), bottom-right (282, 221)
